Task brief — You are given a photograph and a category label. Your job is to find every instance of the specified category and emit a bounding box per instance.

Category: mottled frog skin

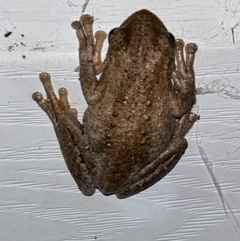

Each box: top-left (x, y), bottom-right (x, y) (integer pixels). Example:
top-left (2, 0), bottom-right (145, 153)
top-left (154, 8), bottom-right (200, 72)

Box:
top-left (32, 9), bottom-right (198, 198)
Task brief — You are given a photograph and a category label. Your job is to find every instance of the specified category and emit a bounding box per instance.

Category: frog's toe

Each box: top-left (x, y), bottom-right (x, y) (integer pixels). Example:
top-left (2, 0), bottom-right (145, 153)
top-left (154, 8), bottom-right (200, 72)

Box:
top-left (72, 14), bottom-right (94, 45)
top-left (32, 91), bottom-right (43, 103)
top-left (71, 20), bottom-right (81, 30)
top-left (80, 14), bottom-right (93, 25)
top-left (185, 43), bottom-right (198, 77)
top-left (175, 39), bottom-right (184, 51)
top-left (185, 43), bottom-right (198, 55)
top-left (32, 92), bottom-right (47, 112)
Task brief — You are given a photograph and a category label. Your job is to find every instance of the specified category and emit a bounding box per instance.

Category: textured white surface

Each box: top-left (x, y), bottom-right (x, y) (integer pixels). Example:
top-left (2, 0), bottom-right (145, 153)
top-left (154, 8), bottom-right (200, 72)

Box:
top-left (1, 0), bottom-right (240, 240)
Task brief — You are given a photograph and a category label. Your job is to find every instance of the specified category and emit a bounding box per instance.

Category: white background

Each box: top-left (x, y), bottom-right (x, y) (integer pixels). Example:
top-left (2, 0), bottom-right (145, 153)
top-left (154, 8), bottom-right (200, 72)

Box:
top-left (1, 0), bottom-right (240, 240)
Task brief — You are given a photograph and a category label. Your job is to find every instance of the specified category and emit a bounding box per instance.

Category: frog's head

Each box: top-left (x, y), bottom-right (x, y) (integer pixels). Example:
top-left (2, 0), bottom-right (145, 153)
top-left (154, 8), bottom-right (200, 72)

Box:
top-left (107, 9), bottom-right (175, 72)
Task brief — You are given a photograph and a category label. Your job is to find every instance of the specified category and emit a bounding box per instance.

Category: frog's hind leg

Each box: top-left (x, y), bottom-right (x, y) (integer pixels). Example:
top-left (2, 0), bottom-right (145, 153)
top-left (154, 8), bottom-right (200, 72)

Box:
top-left (116, 113), bottom-right (198, 199)
top-left (116, 138), bottom-right (187, 199)
top-left (32, 72), bottom-right (96, 196)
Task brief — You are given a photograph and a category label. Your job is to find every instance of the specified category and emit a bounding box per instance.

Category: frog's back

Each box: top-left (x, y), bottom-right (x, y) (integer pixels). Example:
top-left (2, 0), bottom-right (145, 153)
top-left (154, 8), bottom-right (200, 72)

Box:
top-left (82, 9), bottom-right (176, 193)
top-left (83, 62), bottom-right (176, 193)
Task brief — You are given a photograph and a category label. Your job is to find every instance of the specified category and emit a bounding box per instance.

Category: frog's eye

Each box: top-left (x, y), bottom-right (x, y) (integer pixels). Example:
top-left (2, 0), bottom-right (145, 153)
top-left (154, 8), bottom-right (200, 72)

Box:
top-left (168, 32), bottom-right (175, 46)
top-left (108, 27), bottom-right (118, 42)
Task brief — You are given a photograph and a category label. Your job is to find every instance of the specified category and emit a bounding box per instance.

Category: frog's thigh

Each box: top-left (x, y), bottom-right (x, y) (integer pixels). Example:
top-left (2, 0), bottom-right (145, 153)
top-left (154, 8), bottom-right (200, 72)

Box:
top-left (116, 138), bottom-right (187, 199)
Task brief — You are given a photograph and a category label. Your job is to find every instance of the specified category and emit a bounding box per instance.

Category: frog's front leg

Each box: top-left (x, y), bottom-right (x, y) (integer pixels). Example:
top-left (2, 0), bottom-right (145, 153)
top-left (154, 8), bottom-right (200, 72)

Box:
top-left (171, 39), bottom-right (198, 117)
top-left (71, 15), bottom-right (107, 105)
top-left (32, 73), bottom-right (97, 196)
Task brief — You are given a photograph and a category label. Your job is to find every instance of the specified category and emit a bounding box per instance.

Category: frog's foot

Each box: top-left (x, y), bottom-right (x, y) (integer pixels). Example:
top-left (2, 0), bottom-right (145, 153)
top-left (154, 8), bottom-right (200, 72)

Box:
top-left (71, 14), bottom-right (107, 74)
top-left (174, 39), bottom-right (198, 80)
top-left (173, 111), bottom-right (199, 138)
top-left (32, 72), bottom-right (96, 196)
top-left (116, 138), bottom-right (188, 199)
top-left (171, 39), bottom-right (198, 117)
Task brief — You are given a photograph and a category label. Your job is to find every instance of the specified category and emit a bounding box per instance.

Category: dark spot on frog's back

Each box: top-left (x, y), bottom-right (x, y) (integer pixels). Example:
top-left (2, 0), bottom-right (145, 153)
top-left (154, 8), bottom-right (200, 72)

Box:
top-left (112, 111), bottom-right (118, 117)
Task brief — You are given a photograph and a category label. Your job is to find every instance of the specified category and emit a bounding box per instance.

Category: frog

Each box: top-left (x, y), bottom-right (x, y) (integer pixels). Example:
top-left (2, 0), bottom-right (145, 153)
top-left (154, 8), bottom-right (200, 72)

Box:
top-left (32, 9), bottom-right (198, 199)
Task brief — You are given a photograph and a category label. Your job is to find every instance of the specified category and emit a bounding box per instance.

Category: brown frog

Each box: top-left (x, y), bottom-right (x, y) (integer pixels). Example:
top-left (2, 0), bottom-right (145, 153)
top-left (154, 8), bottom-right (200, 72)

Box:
top-left (32, 9), bottom-right (198, 198)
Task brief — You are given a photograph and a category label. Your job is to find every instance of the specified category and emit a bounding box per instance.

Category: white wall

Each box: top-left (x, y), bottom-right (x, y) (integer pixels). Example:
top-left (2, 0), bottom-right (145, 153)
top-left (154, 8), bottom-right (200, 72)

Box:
top-left (1, 0), bottom-right (240, 240)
